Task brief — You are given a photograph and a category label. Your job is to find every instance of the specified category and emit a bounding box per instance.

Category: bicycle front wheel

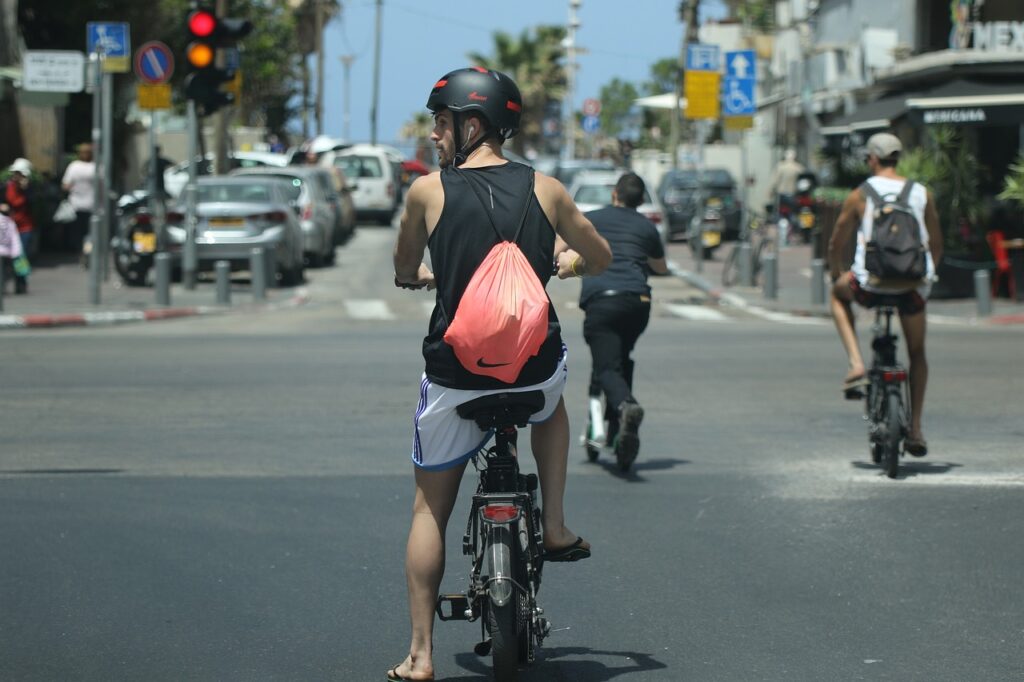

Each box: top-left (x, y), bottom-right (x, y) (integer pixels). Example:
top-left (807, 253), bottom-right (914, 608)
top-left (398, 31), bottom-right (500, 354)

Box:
top-left (883, 391), bottom-right (902, 479)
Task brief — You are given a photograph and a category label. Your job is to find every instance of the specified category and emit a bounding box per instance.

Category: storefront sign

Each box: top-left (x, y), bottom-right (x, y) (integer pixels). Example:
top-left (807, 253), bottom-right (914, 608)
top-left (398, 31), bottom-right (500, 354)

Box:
top-left (922, 108), bottom-right (987, 124)
top-left (911, 104), bottom-right (1024, 127)
top-left (972, 21), bottom-right (1024, 52)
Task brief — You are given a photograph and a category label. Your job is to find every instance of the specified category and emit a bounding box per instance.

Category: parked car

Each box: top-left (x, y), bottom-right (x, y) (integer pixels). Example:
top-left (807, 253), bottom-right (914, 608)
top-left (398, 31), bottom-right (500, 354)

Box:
top-left (231, 166), bottom-right (340, 266)
top-left (164, 177), bottom-right (304, 286)
top-left (657, 168), bottom-right (742, 241)
top-left (163, 151), bottom-right (289, 198)
top-left (550, 158), bottom-right (618, 188)
top-left (324, 144), bottom-right (404, 225)
top-left (568, 170), bottom-right (666, 242)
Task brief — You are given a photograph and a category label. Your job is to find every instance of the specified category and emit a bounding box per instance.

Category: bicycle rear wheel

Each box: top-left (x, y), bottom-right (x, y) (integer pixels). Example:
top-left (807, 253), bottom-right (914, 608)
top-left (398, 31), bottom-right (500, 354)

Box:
top-left (883, 391), bottom-right (902, 478)
top-left (487, 528), bottom-right (520, 681)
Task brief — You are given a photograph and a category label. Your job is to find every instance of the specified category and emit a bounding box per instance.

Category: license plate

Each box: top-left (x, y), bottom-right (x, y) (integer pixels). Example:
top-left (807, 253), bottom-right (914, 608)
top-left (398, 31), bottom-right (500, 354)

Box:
top-left (703, 231), bottom-right (721, 247)
top-left (707, 198), bottom-right (723, 208)
top-left (209, 217), bottom-right (243, 227)
top-left (133, 233), bottom-right (156, 253)
top-left (800, 212), bottom-right (815, 228)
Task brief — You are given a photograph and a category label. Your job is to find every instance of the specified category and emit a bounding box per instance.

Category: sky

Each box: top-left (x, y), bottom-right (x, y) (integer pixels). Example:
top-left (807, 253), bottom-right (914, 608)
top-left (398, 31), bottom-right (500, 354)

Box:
top-left (310, 0), bottom-right (727, 147)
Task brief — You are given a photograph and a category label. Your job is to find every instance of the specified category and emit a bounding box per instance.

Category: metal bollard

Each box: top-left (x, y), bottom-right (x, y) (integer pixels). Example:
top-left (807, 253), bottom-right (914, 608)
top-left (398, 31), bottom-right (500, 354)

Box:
top-left (974, 268), bottom-right (992, 317)
top-left (738, 242), bottom-right (753, 287)
top-left (811, 258), bottom-right (826, 306)
top-left (154, 253), bottom-right (171, 306)
top-left (250, 247), bottom-right (267, 301)
top-left (215, 260), bottom-right (231, 305)
top-left (762, 253), bottom-right (778, 300)
top-left (88, 218), bottom-right (101, 304)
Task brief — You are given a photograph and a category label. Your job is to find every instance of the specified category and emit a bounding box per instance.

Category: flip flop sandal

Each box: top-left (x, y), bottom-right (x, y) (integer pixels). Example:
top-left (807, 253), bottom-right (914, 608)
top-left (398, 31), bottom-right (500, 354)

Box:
top-left (842, 374), bottom-right (868, 400)
top-left (905, 437), bottom-right (928, 457)
top-left (386, 665), bottom-right (433, 681)
top-left (544, 537), bottom-right (591, 563)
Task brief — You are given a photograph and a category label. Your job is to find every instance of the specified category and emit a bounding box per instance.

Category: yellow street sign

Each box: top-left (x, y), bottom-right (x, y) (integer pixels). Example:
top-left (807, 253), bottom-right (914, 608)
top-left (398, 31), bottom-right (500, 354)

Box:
top-left (103, 56), bottom-right (130, 73)
top-left (724, 115), bottom-right (754, 131)
top-left (223, 70), bottom-right (242, 99)
top-left (684, 71), bottom-right (720, 120)
top-left (137, 83), bottom-right (172, 110)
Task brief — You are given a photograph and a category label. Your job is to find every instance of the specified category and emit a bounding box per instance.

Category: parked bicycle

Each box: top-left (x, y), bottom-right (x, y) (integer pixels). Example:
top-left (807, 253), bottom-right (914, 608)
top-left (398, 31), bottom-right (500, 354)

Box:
top-left (854, 300), bottom-right (911, 478)
top-left (721, 209), bottom-right (777, 287)
top-left (436, 390), bottom-right (550, 682)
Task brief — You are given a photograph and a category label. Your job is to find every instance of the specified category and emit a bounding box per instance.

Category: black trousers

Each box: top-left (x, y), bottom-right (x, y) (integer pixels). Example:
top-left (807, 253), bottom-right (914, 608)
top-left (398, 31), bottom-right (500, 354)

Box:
top-left (582, 293), bottom-right (651, 417)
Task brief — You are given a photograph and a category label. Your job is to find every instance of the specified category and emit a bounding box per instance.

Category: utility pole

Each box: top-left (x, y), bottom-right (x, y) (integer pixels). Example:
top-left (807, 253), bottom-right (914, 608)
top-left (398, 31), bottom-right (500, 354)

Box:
top-left (214, 0), bottom-right (229, 175)
top-left (563, 0), bottom-right (581, 162)
top-left (314, 0), bottom-right (324, 135)
top-left (340, 54), bottom-right (355, 141)
top-left (670, 0), bottom-right (701, 170)
top-left (370, 0), bottom-right (382, 146)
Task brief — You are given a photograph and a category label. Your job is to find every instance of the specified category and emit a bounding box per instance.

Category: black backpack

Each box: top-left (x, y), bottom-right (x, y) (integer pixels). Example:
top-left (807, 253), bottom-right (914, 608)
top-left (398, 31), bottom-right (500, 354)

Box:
top-left (859, 180), bottom-right (927, 282)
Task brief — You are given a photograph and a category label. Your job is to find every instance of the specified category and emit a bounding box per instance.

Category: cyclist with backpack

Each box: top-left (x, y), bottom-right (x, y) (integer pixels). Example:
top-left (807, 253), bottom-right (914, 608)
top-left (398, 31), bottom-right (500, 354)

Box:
top-left (390, 67), bottom-right (611, 682)
top-left (828, 132), bottom-right (943, 457)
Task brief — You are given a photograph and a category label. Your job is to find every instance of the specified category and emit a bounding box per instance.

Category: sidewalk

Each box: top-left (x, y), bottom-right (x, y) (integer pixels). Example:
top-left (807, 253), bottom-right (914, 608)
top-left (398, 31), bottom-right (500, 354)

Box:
top-left (0, 252), bottom-right (307, 330)
top-left (665, 239), bottom-right (1024, 326)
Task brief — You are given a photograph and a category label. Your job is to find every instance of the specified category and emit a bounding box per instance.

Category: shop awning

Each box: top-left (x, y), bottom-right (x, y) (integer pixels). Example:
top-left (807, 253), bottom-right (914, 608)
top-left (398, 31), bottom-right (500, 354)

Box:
top-left (819, 93), bottom-right (915, 136)
top-left (633, 92), bottom-right (686, 110)
top-left (906, 79), bottom-right (1024, 126)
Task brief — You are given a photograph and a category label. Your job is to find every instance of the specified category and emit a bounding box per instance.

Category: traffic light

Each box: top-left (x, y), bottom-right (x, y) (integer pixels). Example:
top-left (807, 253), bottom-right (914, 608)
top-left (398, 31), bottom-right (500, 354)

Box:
top-left (183, 6), bottom-right (252, 116)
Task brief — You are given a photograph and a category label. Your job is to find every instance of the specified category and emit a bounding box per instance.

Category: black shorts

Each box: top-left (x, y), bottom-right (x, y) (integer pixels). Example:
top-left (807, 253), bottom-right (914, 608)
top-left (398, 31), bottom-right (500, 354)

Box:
top-left (848, 273), bottom-right (926, 315)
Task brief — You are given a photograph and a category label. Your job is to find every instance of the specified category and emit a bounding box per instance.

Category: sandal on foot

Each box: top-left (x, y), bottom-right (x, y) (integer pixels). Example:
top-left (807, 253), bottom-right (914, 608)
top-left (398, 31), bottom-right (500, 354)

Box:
top-left (544, 537), bottom-right (591, 563)
top-left (842, 374), bottom-right (868, 400)
top-left (386, 665), bottom-right (432, 681)
top-left (905, 437), bottom-right (928, 457)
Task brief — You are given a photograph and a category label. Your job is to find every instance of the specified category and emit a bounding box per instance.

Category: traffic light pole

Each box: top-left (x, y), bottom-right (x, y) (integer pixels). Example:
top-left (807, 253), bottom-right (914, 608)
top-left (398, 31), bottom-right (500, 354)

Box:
top-left (88, 51), bottom-right (104, 305)
top-left (184, 100), bottom-right (199, 290)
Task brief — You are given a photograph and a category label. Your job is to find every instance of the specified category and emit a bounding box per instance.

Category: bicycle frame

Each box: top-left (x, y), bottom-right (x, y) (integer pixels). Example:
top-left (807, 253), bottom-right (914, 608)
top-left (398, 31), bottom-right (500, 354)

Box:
top-left (864, 305), bottom-right (911, 476)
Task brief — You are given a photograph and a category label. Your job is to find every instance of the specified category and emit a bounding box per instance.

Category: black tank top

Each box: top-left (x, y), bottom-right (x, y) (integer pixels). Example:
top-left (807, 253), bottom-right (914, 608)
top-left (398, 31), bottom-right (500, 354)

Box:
top-left (424, 161), bottom-right (562, 389)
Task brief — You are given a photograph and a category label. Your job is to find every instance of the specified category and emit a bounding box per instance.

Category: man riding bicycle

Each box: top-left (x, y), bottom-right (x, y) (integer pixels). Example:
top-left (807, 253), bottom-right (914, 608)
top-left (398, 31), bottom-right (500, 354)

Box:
top-left (828, 132), bottom-right (943, 457)
top-left (389, 67), bottom-right (611, 682)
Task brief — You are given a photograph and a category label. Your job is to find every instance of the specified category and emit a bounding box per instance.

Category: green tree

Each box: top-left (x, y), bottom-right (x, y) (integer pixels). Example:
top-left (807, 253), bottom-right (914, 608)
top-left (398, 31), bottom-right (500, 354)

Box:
top-left (597, 78), bottom-right (638, 139)
top-left (467, 26), bottom-right (567, 154)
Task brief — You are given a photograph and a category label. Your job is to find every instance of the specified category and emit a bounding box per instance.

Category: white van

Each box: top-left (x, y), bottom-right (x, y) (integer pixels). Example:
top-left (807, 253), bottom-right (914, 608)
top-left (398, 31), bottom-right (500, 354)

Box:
top-left (326, 144), bottom-right (404, 225)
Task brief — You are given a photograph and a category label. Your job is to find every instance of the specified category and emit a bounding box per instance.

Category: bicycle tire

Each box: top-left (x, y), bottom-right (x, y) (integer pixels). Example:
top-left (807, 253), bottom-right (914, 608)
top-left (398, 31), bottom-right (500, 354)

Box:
top-left (722, 245), bottom-right (740, 286)
top-left (883, 391), bottom-right (902, 479)
top-left (488, 530), bottom-right (519, 681)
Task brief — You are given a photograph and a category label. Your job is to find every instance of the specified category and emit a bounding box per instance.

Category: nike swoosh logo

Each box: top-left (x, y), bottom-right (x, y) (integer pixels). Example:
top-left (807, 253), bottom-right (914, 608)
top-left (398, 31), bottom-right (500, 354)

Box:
top-left (476, 357), bottom-right (511, 368)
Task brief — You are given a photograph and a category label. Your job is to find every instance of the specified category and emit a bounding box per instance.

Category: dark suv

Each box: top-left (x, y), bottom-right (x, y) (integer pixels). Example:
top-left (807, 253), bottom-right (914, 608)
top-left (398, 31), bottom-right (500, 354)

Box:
top-left (657, 168), bottom-right (741, 241)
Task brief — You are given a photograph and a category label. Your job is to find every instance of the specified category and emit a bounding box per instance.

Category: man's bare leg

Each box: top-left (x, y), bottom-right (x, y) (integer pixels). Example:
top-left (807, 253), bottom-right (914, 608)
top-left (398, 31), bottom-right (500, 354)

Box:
top-left (392, 462), bottom-right (467, 681)
top-left (831, 274), bottom-right (866, 382)
top-left (531, 397), bottom-right (590, 553)
top-left (899, 308), bottom-right (928, 443)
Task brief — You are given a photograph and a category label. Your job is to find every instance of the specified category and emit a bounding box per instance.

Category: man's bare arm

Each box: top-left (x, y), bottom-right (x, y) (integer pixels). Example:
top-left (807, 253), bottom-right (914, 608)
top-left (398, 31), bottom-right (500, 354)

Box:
top-left (543, 176), bottom-right (611, 278)
top-left (828, 190), bottom-right (862, 280)
top-left (393, 176), bottom-right (434, 287)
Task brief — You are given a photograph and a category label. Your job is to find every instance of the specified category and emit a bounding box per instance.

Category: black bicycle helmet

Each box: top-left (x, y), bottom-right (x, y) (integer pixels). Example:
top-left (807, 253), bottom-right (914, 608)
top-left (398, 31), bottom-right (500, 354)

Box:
top-left (426, 67), bottom-right (523, 141)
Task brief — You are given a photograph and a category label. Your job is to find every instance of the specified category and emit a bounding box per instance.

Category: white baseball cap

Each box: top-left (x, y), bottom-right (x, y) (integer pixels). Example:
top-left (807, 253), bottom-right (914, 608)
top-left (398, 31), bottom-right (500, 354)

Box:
top-left (9, 158), bottom-right (33, 175)
top-left (865, 133), bottom-right (902, 161)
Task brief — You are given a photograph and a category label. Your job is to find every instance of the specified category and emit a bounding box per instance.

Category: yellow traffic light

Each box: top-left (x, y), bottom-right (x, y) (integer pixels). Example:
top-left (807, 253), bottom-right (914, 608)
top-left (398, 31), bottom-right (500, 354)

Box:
top-left (186, 42), bottom-right (214, 69)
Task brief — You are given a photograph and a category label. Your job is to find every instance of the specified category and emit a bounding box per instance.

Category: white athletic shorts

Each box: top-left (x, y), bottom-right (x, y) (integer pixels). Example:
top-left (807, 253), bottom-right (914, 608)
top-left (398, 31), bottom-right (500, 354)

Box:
top-left (411, 348), bottom-right (568, 470)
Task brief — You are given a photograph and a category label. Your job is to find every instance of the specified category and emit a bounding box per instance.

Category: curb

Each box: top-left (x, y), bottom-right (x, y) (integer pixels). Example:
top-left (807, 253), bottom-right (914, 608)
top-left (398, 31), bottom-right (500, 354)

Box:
top-left (0, 289), bottom-right (311, 331)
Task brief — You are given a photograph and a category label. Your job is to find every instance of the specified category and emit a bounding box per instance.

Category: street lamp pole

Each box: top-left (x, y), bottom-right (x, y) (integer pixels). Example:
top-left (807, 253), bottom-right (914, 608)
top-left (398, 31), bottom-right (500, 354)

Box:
top-left (563, 0), bottom-right (581, 162)
top-left (370, 0), bottom-right (382, 146)
top-left (340, 54), bottom-right (354, 141)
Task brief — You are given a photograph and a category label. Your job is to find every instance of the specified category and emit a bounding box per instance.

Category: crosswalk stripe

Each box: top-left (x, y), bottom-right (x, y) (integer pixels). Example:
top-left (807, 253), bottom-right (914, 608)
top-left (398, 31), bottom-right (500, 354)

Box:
top-left (344, 299), bottom-right (395, 320)
top-left (664, 303), bottom-right (731, 322)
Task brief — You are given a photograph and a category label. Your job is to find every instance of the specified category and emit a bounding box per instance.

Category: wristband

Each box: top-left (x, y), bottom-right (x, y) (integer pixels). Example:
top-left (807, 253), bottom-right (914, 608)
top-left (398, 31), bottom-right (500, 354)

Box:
top-left (571, 256), bottom-right (582, 277)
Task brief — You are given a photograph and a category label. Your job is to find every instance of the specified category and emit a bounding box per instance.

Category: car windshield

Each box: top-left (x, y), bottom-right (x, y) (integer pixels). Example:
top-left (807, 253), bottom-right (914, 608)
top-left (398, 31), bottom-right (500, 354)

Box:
top-left (335, 155), bottom-right (383, 178)
top-left (198, 183), bottom-right (275, 203)
top-left (667, 170), bottom-right (734, 189)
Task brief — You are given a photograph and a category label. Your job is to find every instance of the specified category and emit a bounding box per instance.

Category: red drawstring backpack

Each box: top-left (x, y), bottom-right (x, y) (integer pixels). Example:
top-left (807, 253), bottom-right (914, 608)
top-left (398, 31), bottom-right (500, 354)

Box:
top-left (442, 171), bottom-right (549, 384)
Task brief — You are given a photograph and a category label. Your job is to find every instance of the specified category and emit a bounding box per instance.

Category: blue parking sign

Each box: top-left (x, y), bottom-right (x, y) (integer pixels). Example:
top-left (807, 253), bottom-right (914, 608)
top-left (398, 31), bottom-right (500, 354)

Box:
top-left (87, 22), bottom-right (130, 58)
top-left (722, 78), bottom-right (756, 116)
top-left (581, 115), bottom-right (600, 134)
top-left (686, 44), bottom-right (720, 72)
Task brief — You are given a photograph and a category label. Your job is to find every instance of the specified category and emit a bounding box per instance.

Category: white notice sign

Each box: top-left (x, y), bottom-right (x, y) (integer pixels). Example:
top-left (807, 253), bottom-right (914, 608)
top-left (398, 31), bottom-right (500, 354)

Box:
top-left (23, 51), bottom-right (85, 93)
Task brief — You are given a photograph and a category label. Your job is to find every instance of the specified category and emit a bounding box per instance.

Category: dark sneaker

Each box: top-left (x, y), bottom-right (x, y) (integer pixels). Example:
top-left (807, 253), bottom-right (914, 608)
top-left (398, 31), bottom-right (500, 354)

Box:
top-left (614, 401), bottom-right (644, 471)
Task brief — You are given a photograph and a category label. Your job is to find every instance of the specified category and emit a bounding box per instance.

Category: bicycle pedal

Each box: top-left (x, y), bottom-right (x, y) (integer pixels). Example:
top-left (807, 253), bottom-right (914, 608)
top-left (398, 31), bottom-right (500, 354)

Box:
top-left (474, 639), bottom-right (492, 656)
top-left (844, 387), bottom-right (865, 400)
top-left (436, 594), bottom-right (472, 621)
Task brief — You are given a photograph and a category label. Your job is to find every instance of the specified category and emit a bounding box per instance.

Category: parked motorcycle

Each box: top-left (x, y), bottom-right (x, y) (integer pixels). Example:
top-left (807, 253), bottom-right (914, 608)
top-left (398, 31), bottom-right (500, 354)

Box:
top-left (793, 173), bottom-right (818, 245)
top-left (688, 197), bottom-right (724, 260)
top-left (112, 191), bottom-right (159, 287)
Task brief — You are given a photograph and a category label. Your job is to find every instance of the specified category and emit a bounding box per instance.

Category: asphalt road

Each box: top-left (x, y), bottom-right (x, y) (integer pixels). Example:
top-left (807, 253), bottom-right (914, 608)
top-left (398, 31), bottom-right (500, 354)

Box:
top-left (1, 225), bottom-right (1022, 681)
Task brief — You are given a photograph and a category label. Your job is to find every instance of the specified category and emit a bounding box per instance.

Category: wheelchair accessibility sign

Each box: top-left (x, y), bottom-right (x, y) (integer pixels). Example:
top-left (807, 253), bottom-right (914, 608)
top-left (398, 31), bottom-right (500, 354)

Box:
top-left (723, 50), bottom-right (756, 119)
top-left (87, 22), bottom-right (131, 73)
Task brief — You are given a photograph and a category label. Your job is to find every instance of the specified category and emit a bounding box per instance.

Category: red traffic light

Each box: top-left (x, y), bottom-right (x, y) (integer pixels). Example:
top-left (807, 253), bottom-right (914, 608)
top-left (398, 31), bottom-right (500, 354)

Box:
top-left (188, 9), bottom-right (216, 38)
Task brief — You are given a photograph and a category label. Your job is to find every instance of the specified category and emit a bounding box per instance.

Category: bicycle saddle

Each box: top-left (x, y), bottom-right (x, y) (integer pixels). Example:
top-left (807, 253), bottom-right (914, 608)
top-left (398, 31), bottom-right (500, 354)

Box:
top-left (456, 390), bottom-right (546, 431)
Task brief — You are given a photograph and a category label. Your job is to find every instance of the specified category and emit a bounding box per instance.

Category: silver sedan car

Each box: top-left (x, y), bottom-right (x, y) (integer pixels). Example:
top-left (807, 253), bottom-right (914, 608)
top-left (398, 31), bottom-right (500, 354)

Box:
top-left (165, 177), bottom-right (305, 286)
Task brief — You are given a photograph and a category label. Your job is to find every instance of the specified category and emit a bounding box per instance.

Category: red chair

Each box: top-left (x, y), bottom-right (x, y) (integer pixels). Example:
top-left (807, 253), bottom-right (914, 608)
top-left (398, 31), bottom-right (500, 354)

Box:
top-left (986, 230), bottom-right (1016, 299)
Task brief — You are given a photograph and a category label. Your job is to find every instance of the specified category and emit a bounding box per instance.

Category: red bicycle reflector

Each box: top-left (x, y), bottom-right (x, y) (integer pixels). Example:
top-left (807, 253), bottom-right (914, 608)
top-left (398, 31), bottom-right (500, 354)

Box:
top-left (882, 370), bottom-right (907, 382)
top-left (482, 504), bottom-right (518, 523)
top-left (188, 10), bottom-right (217, 37)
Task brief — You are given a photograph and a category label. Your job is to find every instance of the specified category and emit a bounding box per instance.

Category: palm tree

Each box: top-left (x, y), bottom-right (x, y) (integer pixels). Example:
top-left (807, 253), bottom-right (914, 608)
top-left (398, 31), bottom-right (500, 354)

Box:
top-left (400, 111), bottom-right (435, 164)
top-left (467, 26), bottom-right (567, 155)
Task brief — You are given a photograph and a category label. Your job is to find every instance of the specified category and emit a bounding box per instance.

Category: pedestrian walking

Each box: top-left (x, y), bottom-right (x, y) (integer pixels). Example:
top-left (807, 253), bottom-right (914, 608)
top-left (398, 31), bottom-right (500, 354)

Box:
top-left (60, 143), bottom-right (96, 254)
top-left (575, 172), bottom-right (669, 470)
top-left (2, 158), bottom-right (35, 294)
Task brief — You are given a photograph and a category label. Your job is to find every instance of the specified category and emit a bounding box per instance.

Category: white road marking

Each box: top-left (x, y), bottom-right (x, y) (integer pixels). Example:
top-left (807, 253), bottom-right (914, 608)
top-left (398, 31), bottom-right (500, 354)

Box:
top-left (719, 292), bottom-right (827, 325)
top-left (344, 299), bottom-right (394, 320)
top-left (664, 303), bottom-right (731, 322)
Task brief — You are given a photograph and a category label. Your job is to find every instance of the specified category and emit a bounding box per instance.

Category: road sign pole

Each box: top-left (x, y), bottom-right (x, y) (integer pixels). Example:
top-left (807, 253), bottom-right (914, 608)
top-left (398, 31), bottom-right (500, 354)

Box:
top-left (184, 100), bottom-right (199, 290)
top-left (101, 70), bottom-right (113, 281)
top-left (88, 51), bottom-right (103, 304)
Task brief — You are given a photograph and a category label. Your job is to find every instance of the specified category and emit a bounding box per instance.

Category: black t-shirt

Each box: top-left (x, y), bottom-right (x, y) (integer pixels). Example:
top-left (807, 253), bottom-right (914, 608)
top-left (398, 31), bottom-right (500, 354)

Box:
top-left (423, 161), bottom-right (562, 389)
top-left (579, 205), bottom-right (664, 308)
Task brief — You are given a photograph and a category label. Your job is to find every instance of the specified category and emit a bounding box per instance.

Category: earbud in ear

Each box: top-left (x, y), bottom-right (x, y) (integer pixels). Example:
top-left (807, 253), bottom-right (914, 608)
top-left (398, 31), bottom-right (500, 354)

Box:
top-left (468, 126), bottom-right (475, 138)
